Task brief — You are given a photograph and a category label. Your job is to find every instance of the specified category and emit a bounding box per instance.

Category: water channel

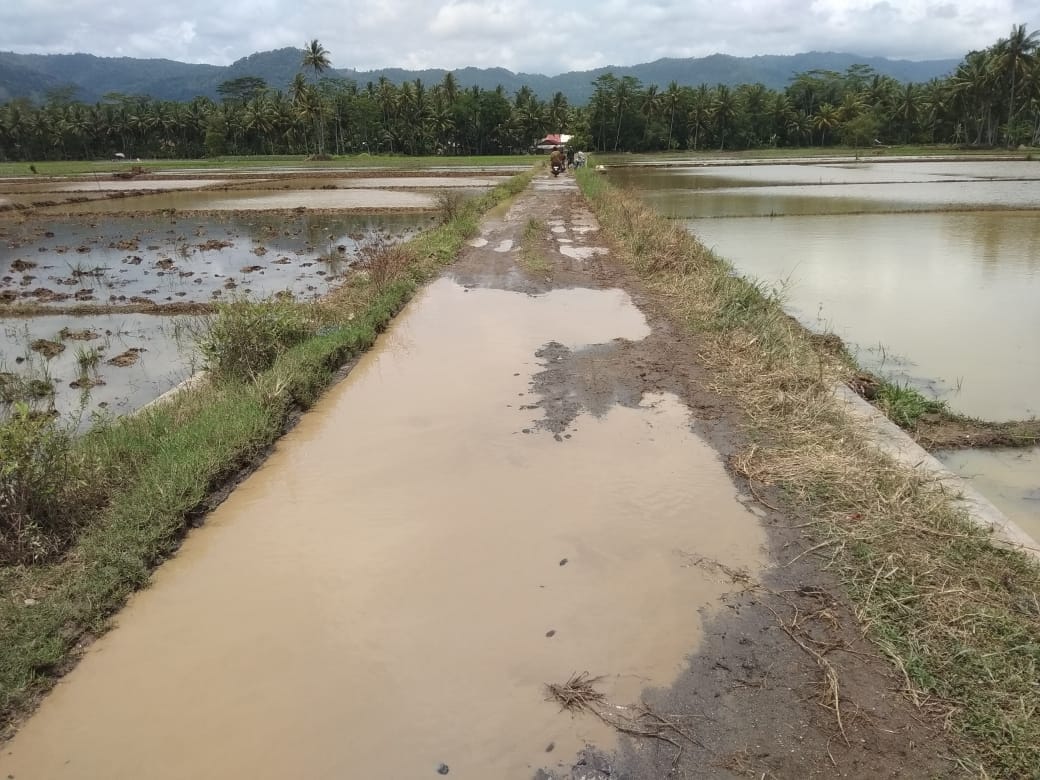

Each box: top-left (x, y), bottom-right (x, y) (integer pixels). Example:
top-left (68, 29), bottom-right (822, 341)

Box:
top-left (610, 160), bottom-right (1040, 542)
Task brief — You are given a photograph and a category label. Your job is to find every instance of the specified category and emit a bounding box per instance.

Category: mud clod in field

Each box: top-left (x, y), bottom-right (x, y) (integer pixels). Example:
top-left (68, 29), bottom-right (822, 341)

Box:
top-left (106, 348), bottom-right (146, 367)
top-left (29, 338), bottom-right (65, 358)
top-left (69, 376), bottom-right (105, 390)
top-left (58, 328), bottom-right (99, 341)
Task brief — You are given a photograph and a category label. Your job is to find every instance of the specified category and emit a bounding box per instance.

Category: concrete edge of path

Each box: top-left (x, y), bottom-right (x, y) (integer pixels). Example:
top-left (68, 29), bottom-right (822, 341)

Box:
top-left (835, 384), bottom-right (1040, 560)
top-left (136, 371), bottom-right (208, 414)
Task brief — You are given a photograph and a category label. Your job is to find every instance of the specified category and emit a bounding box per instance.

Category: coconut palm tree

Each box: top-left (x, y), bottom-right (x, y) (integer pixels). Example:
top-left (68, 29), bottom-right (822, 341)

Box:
top-left (301, 40), bottom-right (332, 154)
top-left (547, 92), bottom-right (569, 135)
top-left (663, 81), bottom-right (683, 150)
top-left (711, 84), bottom-right (738, 150)
top-left (813, 103), bottom-right (840, 145)
top-left (686, 85), bottom-right (711, 150)
top-left (893, 83), bottom-right (921, 143)
top-left (641, 84), bottom-right (661, 147)
top-left (993, 24), bottom-right (1040, 145)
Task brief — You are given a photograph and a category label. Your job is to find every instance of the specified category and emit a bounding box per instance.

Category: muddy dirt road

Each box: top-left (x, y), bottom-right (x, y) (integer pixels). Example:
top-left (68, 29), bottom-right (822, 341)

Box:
top-left (0, 174), bottom-right (955, 779)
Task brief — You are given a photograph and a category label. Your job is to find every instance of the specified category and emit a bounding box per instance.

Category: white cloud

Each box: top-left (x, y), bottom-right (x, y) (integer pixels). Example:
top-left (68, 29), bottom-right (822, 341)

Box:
top-left (0, 0), bottom-right (1036, 72)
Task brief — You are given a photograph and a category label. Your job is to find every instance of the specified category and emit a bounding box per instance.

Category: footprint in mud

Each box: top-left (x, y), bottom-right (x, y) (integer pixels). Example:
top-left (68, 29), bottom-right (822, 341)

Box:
top-left (467, 237), bottom-right (489, 248)
top-left (493, 239), bottom-right (514, 252)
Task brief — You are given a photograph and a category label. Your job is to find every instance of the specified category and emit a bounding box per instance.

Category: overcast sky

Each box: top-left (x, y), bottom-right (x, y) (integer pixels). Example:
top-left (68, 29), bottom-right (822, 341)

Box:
top-left (2, 0), bottom-right (1038, 73)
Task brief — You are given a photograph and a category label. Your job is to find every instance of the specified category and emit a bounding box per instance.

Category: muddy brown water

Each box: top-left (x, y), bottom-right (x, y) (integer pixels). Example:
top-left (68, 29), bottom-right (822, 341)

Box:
top-left (939, 447), bottom-right (1040, 543)
top-left (0, 276), bottom-right (767, 779)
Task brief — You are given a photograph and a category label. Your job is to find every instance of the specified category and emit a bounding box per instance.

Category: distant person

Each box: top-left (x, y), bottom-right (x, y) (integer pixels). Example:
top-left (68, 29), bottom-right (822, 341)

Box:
top-left (566, 148), bottom-right (575, 168)
top-left (574, 151), bottom-right (587, 168)
top-left (549, 146), bottom-right (565, 170)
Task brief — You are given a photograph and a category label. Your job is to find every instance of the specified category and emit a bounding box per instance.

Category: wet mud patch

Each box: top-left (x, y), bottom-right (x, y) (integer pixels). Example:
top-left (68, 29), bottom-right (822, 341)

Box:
top-left (913, 414), bottom-right (1040, 450)
top-left (540, 570), bottom-right (960, 779)
top-left (538, 544), bottom-right (962, 779)
top-left (529, 340), bottom-right (655, 437)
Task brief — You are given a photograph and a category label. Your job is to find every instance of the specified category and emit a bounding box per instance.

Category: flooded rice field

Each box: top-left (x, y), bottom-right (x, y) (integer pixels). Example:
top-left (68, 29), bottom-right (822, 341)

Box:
top-left (0, 169), bottom-right (483, 423)
top-left (0, 276), bottom-right (766, 779)
top-left (1, 212), bottom-right (430, 306)
top-left (939, 447), bottom-right (1040, 544)
top-left (693, 210), bottom-right (1040, 421)
top-left (9, 178), bottom-right (233, 193)
top-left (610, 159), bottom-right (1040, 538)
top-left (23, 188), bottom-right (442, 214)
top-left (1, 313), bottom-right (196, 425)
top-left (610, 160), bottom-right (1040, 218)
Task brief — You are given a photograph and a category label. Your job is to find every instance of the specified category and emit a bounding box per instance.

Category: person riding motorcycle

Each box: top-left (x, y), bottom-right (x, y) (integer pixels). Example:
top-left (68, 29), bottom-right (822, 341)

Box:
top-left (549, 146), bottom-right (565, 175)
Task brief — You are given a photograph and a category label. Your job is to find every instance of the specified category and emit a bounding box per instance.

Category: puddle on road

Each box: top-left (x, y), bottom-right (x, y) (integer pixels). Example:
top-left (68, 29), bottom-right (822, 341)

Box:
top-left (938, 447), bottom-right (1040, 544)
top-left (0, 278), bottom-right (767, 780)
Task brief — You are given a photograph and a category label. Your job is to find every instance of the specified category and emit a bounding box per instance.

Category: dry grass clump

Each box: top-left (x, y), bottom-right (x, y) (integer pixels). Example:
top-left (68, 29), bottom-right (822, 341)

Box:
top-left (577, 169), bottom-right (1040, 777)
top-left (361, 245), bottom-right (415, 289)
top-left (434, 189), bottom-right (468, 223)
top-left (546, 672), bottom-right (606, 711)
top-left (546, 672), bottom-right (704, 763)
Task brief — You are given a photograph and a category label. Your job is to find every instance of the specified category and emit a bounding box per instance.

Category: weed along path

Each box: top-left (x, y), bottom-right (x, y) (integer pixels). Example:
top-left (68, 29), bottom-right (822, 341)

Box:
top-left (1, 175), bottom-right (955, 779)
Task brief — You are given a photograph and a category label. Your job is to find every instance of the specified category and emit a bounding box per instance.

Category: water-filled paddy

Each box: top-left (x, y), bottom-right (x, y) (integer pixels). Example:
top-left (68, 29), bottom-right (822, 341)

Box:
top-left (0, 169), bottom-right (459, 424)
top-left (609, 161), bottom-right (1040, 218)
top-left (610, 159), bottom-right (1040, 537)
top-left (1, 212), bottom-right (430, 306)
top-left (1, 312), bottom-right (197, 424)
top-left (939, 448), bottom-right (1040, 544)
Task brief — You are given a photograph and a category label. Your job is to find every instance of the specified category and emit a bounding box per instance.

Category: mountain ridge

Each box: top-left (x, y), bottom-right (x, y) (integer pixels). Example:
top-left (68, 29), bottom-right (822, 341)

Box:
top-left (0, 48), bottom-right (961, 104)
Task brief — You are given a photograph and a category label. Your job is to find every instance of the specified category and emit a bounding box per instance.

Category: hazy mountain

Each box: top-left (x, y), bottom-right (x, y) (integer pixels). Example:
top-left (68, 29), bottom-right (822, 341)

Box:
top-left (0, 48), bottom-right (961, 104)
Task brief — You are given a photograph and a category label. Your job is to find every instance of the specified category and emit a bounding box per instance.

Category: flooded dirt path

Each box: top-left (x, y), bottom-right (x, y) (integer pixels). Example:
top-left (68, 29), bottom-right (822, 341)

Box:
top-left (0, 174), bottom-right (956, 779)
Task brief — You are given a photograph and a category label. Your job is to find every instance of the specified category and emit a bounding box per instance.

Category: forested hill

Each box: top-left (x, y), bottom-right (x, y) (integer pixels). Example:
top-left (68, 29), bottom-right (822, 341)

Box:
top-left (0, 48), bottom-right (960, 104)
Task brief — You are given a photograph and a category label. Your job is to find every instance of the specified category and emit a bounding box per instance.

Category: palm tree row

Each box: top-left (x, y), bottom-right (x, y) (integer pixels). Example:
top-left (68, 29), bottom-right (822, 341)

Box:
top-left (0, 27), bottom-right (1037, 162)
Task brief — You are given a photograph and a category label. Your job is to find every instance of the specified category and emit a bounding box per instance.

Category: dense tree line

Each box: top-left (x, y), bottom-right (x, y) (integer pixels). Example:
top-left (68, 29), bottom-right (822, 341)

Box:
top-left (1, 28), bottom-right (1037, 161)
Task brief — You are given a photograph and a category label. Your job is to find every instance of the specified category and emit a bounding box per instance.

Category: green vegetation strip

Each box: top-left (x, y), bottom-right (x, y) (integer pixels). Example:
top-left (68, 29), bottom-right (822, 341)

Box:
top-left (0, 168), bottom-right (534, 733)
top-left (576, 168), bottom-right (1040, 776)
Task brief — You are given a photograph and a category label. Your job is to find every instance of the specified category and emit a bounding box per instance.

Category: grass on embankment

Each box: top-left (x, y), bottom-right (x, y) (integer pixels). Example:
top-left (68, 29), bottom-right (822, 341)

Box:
top-left (576, 168), bottom-right (1040, 777)
top-left (0, 167), bottom-right (535, 735)
top-left (853, 375), bottom-right (1040, 450)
